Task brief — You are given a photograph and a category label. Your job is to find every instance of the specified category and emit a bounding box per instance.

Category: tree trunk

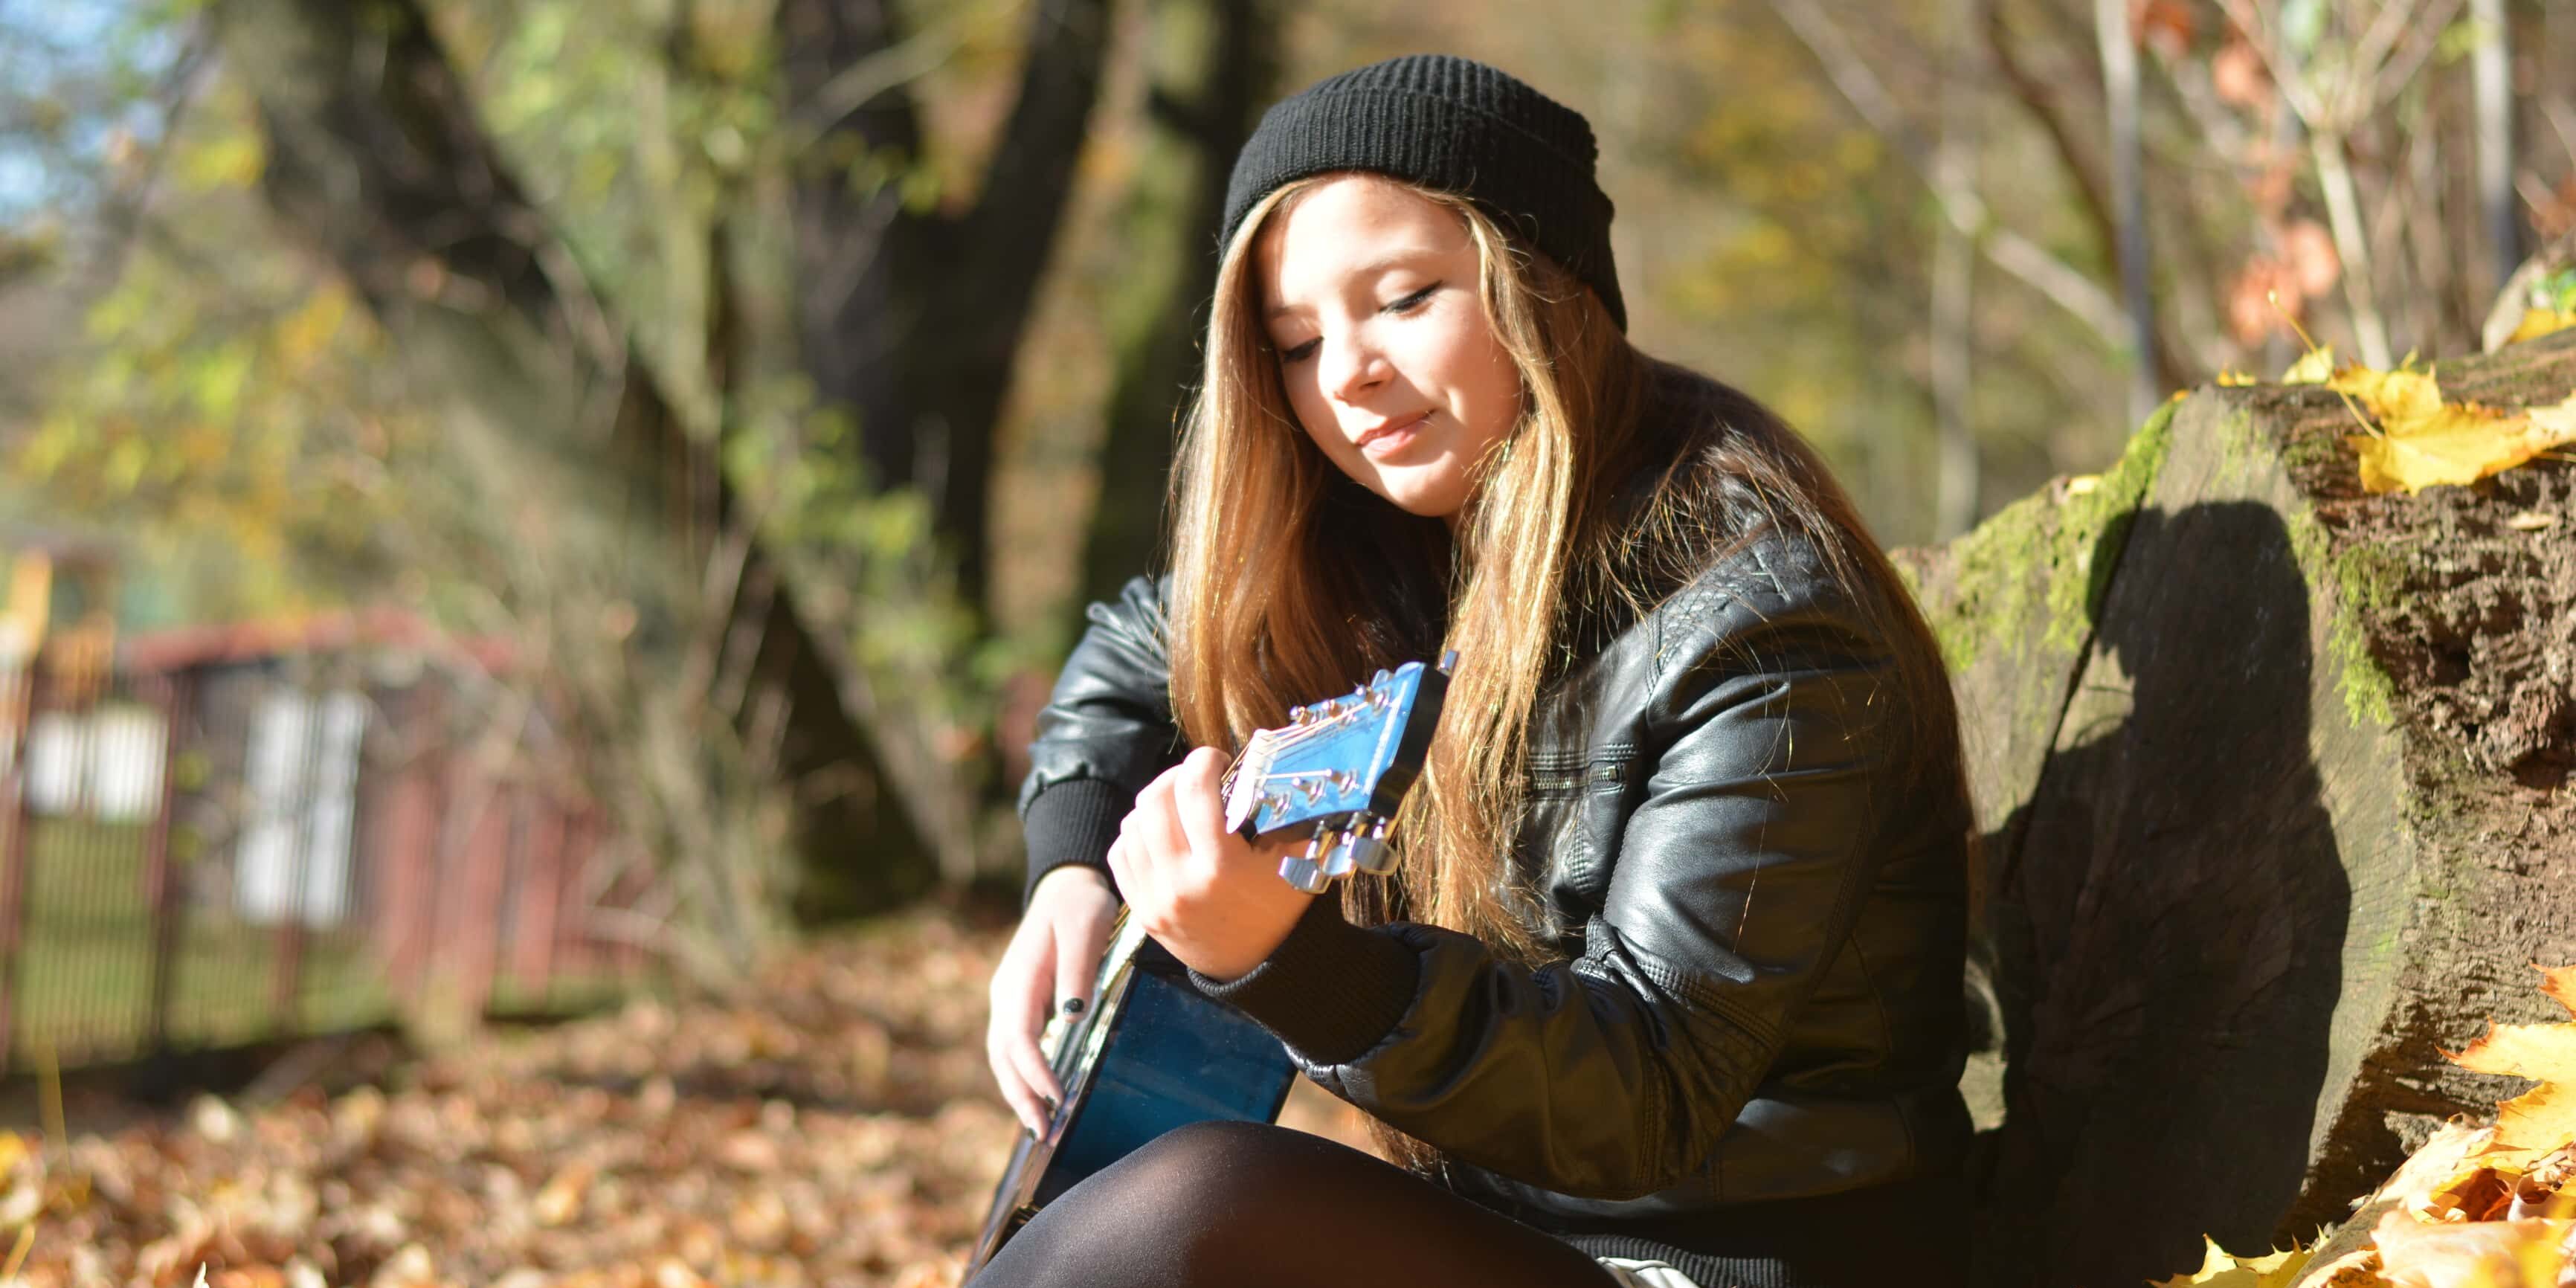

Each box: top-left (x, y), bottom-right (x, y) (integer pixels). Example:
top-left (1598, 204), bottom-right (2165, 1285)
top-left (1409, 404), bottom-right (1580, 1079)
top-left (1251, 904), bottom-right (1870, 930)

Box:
top-left (212, 0), bottom-right (938, 916)
top-left (1900, 330), bottom-right (2576, 1287)
top-left (785, 0), bottom-right (1113, 608)
top-left (1077, 0), bottom-right (1275, 610)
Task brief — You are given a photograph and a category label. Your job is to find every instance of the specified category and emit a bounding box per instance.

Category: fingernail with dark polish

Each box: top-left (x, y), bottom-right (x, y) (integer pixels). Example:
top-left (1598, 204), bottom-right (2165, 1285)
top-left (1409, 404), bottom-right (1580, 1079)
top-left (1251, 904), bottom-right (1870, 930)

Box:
top-left (1063, 996), bottom-right (1086, 1015)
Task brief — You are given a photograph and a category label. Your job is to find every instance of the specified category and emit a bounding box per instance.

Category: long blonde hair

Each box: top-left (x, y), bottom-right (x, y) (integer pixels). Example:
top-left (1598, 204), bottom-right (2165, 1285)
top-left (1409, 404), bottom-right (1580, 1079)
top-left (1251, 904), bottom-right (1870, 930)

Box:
top-left (1165, 173), bottom-right (1966, 1168)
top-left (1169, 175), bottom-right (1643, 962)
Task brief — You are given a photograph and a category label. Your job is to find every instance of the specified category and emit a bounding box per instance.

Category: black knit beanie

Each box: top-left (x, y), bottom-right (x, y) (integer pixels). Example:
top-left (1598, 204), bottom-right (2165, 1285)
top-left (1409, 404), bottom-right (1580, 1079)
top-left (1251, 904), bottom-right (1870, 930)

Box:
top-left (1220, 54), bottom-right (1626, 332)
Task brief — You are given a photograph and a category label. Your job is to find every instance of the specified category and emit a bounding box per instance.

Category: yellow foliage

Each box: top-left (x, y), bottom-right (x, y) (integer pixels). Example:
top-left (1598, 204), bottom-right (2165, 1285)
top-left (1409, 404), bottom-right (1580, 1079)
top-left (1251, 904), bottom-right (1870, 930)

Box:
top-left (2447, 982), bottom-right (2576, 1160)
top-left (176, 123), bottom-right (265, 193)
top-left (2507, 309), bottom-right (2576, 346)
top-left (275, 287), bottom-right (351, 372)
top-left (2383, 1123), bottom-right (2507, 1217)
top-left (2328, 367), bottom-right (2447, 426)
top-left (2336, 376), bottom-right (2576, 494)
top-left (2252, 970), bottom-right (2576, 1288)
top-left (2283, 347), bottom-right (2337, 384)
top-left (2543, 967), bottom-right (2576, 1020)
top-left (2450, 1021), bottom-right (2576, 1085)
top-left (2369, 1211), bottom-right (2570, 1288)
top-left (2154, 1237), bottom-right (2314, 1288)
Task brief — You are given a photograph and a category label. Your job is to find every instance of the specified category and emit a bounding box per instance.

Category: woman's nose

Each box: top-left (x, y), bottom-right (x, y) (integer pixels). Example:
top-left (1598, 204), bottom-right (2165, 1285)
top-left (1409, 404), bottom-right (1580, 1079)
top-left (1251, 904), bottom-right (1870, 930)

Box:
top-left (1321, 334), bottom-right (1390, 404)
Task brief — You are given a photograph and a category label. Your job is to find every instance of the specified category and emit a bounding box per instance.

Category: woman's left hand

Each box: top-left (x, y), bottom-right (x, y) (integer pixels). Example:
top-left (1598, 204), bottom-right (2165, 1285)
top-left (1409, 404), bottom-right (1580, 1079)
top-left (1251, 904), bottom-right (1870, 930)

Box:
top-left (1107, 746), bottom-right (1318, 982)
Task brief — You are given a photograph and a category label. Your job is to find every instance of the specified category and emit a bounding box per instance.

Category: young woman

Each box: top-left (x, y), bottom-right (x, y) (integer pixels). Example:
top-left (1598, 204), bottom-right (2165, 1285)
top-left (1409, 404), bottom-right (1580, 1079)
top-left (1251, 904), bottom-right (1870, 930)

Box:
top-left (979, 54), bottom-right (1975, 1288)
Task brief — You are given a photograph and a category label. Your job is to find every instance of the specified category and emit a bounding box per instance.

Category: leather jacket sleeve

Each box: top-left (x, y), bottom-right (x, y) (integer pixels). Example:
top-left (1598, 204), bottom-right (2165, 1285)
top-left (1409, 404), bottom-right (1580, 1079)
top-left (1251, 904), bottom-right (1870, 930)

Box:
top-left (1017, 575), bottom-right (1188, 902)
top-left (1199, 566), bottom-right (1913, 1202)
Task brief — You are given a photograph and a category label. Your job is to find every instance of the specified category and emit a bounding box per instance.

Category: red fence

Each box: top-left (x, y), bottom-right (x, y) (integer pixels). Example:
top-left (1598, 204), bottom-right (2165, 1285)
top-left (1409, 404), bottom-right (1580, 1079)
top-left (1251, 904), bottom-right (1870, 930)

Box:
top-left (0, 617), bottom-right (649, 1071)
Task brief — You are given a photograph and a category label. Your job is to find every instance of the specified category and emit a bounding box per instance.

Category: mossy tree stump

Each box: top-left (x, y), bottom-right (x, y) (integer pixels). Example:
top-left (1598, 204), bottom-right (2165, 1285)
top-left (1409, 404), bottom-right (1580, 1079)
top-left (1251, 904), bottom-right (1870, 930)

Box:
top-left (1900, 330), bottom-right (2576, 1288)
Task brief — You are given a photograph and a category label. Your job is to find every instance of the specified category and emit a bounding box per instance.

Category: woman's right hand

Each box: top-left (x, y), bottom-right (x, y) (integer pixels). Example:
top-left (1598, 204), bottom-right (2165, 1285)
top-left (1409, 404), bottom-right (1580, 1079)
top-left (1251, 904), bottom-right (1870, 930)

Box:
top-left (985, 865), bottom-right (1121, 1135)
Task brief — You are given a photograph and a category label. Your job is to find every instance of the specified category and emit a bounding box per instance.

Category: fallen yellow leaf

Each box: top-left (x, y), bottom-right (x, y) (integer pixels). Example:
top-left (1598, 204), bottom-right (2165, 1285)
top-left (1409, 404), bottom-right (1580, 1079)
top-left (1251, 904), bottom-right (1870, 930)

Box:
top-left (2284, 347), bottom-right (2338, 384)
top-left (2343, 391), bottom-right (2576, 494)
top-left (2508, 309), bottom-right (2576, 346)
top-left (2543, 967), bottom-right (2576, 1021)
top-left (2293, 1248), bottom-right (2383, 1288)
top-left (2488, 1083), bottom-right (2576, 1162)
top-left (2451, 1021), bottom-right (2576, 1085)
top-left (2370, 1210), bottom-right (2569, 1288)
top-left (2385, 1123), bottom-right (2508, 1214)
top-left (533, 1162), bottom-right (594, 1226)
top-left (2448, 982), bottom-right (2576, 1159)
top-left (2156, 1238), bottom-right (2316, 1288)
top-left (2331, 367), bottom-right (2450, 427)
top-left (2531, 396), bottom-right (2576, 449)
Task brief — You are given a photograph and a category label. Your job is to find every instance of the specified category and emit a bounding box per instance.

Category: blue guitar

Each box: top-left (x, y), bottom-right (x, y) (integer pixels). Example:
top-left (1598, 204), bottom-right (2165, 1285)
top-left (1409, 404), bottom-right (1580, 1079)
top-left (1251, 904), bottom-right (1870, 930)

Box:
top-left (967, 654), bottom-right (1455, 1272)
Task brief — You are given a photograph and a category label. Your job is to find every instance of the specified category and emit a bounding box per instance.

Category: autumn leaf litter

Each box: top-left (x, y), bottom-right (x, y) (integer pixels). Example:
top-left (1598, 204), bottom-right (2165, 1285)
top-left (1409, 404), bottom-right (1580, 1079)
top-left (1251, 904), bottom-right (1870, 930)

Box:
top-left (2163, 967), bottom-right (2576, 1288)
top-left (0, 916), bottom-right (1020, 1288)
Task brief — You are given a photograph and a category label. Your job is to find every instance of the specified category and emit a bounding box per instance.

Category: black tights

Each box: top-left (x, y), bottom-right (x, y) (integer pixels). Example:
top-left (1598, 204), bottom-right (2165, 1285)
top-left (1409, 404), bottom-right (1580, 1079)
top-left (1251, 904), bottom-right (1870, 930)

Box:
top-left (970, 1121), bottom-right (1621, 1288)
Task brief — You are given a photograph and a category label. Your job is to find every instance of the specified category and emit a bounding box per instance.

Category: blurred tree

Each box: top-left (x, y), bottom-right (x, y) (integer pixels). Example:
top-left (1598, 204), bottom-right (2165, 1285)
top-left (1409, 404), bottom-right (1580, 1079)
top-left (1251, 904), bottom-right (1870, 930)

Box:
top-left (780, 0), bottom-right (1111, 608)
top-left (202, 0), bottom-right (1121, 920)
top-left (1076, 0), bottom-right (1275, 610)
top-left (7, 0), bottom-right (1127, 958)
top-left (11, 0), bottom-right (2573, 959)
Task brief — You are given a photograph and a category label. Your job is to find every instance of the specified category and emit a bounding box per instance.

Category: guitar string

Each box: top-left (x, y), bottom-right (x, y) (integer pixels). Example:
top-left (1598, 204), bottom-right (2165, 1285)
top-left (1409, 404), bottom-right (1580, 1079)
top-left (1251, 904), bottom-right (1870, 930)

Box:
top-left (1220, 689), bottom-right (1408, 811)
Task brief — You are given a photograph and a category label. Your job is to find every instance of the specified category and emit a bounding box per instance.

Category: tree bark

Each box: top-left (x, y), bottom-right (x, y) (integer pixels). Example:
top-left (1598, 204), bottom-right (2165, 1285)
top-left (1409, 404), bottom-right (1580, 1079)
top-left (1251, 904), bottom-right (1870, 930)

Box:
top-left (1901, 330), bottom-right (2576, 1287)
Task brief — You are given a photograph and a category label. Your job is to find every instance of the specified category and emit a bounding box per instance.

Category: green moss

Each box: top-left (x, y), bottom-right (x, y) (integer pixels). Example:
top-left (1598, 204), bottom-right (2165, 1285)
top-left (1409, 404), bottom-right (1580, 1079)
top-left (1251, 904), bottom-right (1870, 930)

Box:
top-left (2282, 503), bottom-right (2400, 730)
top-left (2333, 542), bottom-right (2408, 614)
top-left (1921, 399), bottom-right (2177, 674)
top-left (2214, 399), bottom-right (2273, 481)
top-left (2277, 408), bottom-right (2354, 477)
top-left (1922, 489), bottom-right (2055, 673)
top-left (2043, 399), bottom-right (2177, 654)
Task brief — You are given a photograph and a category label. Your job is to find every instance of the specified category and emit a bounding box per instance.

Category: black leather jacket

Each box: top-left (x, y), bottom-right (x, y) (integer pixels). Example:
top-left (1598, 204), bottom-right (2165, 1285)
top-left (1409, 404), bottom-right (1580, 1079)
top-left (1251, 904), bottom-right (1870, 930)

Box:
top-left (1018, 528), bottom-right (1973, 1263)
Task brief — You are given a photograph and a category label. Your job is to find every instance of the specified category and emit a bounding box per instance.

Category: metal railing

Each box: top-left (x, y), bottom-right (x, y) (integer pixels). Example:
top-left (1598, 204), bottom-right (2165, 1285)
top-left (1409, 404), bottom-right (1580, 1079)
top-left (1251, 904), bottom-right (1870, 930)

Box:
top-left (0, 619), bottom-right (647, 1071)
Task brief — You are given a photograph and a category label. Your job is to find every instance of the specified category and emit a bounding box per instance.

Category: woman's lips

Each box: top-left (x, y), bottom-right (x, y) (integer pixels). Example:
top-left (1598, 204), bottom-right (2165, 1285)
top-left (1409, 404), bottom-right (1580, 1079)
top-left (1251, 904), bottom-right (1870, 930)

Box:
top-left (1358, 410), bottom-right (1432, 459)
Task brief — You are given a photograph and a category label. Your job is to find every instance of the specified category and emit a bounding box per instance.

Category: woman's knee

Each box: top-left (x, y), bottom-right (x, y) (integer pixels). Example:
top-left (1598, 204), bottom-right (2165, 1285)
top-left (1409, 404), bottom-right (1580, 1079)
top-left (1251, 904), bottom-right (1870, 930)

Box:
top-left (1086, 1121), bottom-right (1350, 1237)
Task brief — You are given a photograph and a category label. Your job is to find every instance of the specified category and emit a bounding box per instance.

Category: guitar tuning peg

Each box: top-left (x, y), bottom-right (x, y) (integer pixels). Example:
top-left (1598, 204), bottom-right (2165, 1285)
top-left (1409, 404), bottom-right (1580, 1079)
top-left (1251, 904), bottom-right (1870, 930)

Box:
top-left (1278, 825), bottom-right (1338, 894)
top-left (1438, 649), bottom-right (1460, 674)
top-left (1290, 705), bottom-right (1311, 725)
top-left (1371, 668), bottom-right (1391, 686)
top-left (1337, 831), bottom-right (1394, 876)
top-left (1278, 854), bottom-right (1329, 894)
top-left (1320, 831), bottom-right (1357, 880)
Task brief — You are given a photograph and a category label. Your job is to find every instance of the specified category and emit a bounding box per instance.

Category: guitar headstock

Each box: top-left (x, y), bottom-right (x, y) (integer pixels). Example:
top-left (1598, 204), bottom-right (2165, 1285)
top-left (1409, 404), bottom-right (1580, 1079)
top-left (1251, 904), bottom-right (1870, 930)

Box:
top-left (1220, 654), bottom-right (1453, 895)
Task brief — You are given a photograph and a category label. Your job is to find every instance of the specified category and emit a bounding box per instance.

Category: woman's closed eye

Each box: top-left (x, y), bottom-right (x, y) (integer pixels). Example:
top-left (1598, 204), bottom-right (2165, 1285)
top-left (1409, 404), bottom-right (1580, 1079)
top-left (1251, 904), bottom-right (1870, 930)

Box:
top-left (1384, 282), bottom-right (1440, 315)
top-left (1272, 283), bottom-right (1444, 366)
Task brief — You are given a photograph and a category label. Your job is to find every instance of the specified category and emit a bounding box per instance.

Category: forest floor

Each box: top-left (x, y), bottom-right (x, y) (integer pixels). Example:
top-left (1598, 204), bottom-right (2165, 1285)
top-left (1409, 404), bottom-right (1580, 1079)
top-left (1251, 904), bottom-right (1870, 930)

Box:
top-left (0, 909), bottom-right (1373, 1288)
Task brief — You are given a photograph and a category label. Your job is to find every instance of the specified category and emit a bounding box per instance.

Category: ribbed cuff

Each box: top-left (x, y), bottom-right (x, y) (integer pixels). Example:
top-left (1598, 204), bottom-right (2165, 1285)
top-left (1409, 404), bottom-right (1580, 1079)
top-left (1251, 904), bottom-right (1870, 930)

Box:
top-left (1188, 895), bottom-right (1421, 1065)
top-left (1020, 778), bottom-right (1130, 907)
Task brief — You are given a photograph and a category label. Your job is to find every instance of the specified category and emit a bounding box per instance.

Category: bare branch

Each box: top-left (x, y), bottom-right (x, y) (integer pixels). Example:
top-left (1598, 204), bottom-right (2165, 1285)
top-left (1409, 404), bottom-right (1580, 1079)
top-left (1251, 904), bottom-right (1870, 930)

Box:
top-left (786, 15), bottom-right (970, 149)
top-left (1762, 0), bottom-right (2134, 348)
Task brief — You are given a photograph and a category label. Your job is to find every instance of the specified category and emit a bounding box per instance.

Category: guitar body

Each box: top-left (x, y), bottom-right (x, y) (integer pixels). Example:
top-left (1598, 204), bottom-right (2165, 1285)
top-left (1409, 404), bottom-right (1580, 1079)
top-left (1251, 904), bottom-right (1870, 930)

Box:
top-left (969, 916), bottom-right (1295, 1269)
top-left (967, 655), bottom-right (1453, 1278)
